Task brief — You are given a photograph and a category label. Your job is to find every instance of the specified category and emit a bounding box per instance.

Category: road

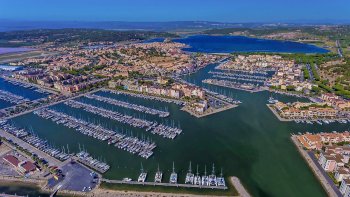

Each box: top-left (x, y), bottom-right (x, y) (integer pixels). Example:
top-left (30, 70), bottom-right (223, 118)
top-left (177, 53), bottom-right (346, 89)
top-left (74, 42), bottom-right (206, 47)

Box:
top-left (336, 40), bottom-right (343, 58)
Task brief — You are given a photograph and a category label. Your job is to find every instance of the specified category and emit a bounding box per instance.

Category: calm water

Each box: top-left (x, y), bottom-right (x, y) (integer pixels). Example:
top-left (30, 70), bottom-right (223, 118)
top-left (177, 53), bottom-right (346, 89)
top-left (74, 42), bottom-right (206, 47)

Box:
top-left (0, 47), bottom-right (33, 55)
top-left (9, 63), bottom-right (349, 197)
top-left (0, 77), bottom-right (46, 109)
top-left (173, 35), bottom-right (329, 54)
top-left (0, 183), bottom-right (50, 197)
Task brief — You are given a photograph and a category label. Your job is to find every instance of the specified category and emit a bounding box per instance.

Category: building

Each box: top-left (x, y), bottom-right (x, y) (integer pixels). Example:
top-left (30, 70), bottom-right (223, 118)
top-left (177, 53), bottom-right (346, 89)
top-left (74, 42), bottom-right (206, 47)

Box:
top-left (340, 178), bottom-right (350, 196)
top-left (3, 155), bottom-right (20, 168)
top-left (335, 168), bottom-right (350, 182)
top-left (318, 152), bottom-right (337, 172)
top-left (18, 161), bottom-right (37, 174)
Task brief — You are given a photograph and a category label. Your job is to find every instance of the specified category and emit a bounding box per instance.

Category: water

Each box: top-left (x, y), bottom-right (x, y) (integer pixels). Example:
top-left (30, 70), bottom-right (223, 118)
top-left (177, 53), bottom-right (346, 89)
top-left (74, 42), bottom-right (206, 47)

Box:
top-left (0, 47), bottom-right (33, 55)
top-left (173, 35), bottom-right (329, 54)
top-left (0, 183), bottom-right (50, 197)
top-left (9, 62), bottom-right (348, 197)
top-left (0, 77), bottom-right (46, 109)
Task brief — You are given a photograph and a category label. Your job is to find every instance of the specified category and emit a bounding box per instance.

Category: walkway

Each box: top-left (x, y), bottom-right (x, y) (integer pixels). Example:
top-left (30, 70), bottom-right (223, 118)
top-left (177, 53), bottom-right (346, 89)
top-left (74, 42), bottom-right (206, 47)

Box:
top-left (291, 135), bottom-right (341, 197)
top-left (230, 176), bottom-right (251, 197)
top-left (101, 178), bottom-right (227, 190)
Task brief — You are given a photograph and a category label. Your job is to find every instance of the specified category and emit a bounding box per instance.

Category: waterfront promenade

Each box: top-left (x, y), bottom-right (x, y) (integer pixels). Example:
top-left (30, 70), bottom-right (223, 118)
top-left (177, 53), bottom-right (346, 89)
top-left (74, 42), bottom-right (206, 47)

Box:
top-left (291, 135), bottom-right (341, 197)
top-left (230, 177), bottom-right (251, 197)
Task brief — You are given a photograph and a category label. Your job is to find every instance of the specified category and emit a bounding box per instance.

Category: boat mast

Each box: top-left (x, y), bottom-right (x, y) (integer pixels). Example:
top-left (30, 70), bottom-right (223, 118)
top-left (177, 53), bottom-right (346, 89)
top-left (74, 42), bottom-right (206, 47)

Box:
top-left (172, 161), bottom-right (175, 173)
top-left (212, 163), bottom-right (215, 175)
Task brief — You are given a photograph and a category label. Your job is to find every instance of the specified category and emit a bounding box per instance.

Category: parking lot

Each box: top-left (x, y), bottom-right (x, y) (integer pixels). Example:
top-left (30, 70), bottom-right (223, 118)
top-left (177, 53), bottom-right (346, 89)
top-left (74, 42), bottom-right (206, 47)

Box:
top-left (47, 161), bottom-right (98, 192)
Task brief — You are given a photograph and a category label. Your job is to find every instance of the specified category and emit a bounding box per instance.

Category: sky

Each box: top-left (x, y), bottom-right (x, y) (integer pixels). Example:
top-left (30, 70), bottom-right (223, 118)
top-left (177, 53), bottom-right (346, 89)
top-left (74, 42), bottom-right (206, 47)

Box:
top-left (1, 0), bottom-right (350, 23)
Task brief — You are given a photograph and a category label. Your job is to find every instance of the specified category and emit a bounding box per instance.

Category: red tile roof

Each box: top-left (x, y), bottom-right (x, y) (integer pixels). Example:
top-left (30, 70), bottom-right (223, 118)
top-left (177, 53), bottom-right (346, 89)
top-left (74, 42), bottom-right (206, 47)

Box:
top-left (3, 155), bottom-right (20, 166)
top-left (20, 161), bottom-right (36, 172)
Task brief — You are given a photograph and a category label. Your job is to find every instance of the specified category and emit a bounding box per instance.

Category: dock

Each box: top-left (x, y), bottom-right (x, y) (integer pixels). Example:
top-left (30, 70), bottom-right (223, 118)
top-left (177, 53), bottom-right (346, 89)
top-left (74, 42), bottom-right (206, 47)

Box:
top-left (101, 178), bottom-right (228, 190)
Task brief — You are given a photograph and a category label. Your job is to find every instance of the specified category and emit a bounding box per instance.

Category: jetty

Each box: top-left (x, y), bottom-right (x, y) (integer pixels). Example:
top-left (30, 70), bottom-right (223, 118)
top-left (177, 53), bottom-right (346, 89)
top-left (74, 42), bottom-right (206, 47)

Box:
top-left (0, 89), bottom-right (29, 104)
top-left (85, 94), bottom-right (170, 117)
top-left (64, 100), bottom-right (182, 139)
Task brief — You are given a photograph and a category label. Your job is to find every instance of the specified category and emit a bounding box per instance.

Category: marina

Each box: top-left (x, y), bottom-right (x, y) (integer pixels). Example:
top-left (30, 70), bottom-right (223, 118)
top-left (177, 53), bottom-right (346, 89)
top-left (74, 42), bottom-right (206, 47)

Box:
top-left (33, 108), bottom-right (156, 159)
top-left (85, 94), bottom-right (170, 117)
top-left (0, 120), bottom-right (70, 161)
top-left (3, 78), bottom-right (51, 95)
top-left (203, 78), bottom-right (264, 93)
top-left (0, 89), bottom-right (29, 104)
top-left (76, 151), bottom-right (110, 173)
top-left (64, 100), bottom-right (182, 139)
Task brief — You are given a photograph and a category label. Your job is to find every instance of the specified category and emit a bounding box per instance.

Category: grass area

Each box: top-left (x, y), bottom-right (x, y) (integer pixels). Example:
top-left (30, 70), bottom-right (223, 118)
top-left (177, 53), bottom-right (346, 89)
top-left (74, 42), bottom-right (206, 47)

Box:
top-left (100, 178), bottom-right (238, 196)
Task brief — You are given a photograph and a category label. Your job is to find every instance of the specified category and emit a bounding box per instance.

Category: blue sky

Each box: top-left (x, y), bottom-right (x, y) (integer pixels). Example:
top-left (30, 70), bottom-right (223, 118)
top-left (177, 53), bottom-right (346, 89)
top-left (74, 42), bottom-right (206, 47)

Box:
top-left (1, 0), bottom-right (350, 22)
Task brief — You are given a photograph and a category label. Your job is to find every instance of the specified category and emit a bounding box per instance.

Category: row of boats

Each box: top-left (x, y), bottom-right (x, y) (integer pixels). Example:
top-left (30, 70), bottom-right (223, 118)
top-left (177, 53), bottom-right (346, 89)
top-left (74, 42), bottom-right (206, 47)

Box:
top-left (85, 94), bottom-right (170, 117)
top-left (0, 89), bottom-right (29, 104)
top-left (134, 162), bottom-right (225, 187)
top-left (203, 79), bottom-right (261, 92)
top-left (0, 120), bottom-right (70, 161)
top-left (103, 89), bottom-right (185, 106)
top-left (294, 119), bottom-right (349, 125)
top-left (4, 78), bottom-right (50, 94)
top-left (76, 151), bottom-right (110, 173)
top-left (212, 74), bottom-right (266, 84)
top-left (65, 100), bottom-right (182, 139)
top-left (34, 108), bottom-right (156, 159)
top-left (209, 71), bottom-right (268, 80)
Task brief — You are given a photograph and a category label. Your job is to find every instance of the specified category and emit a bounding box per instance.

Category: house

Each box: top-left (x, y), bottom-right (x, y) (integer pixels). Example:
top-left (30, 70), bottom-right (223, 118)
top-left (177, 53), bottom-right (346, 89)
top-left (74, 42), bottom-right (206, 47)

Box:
top-left (18, 161), bottom-right (37, 174)
top-left (340, 178), bottom-right (350, 196)
top-left (3, 155), bottom-right (20, 168)
top-left (335, 168), bottom-right (350, 182)
top-left (318, 152), bottom-right (337, 172)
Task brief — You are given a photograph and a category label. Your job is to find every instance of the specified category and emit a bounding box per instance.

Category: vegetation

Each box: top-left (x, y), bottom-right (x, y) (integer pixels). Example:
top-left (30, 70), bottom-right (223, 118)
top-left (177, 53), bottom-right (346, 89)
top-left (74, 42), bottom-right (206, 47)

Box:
top-left (0, 29), bottom-right (178, 47)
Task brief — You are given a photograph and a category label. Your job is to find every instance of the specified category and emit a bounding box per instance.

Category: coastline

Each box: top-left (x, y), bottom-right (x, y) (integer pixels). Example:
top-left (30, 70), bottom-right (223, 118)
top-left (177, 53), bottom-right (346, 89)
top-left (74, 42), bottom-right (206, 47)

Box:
top-left (266, 104), bottom-right (292, 122)
top-left (290, 135), bottom-right (341, 197)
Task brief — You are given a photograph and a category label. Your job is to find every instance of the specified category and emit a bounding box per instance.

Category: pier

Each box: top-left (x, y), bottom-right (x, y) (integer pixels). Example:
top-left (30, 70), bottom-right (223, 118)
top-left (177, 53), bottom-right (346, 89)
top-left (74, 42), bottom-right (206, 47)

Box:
top-left (65, 100), bottom-right (182, 139)
top-left (203, 79), bottom-right (264, 93)
top-left (76, 151), bottom-right (110, 173)
top-left (0, 120), bottom-right (70, 161)
top-left (34, 108), bottom-right (156, 159)
top-left (0, 89), bottom-right (29, 104)
top-left (85, 94), bottom-right (170, 117)
top-left (101, 178), bottom-right (228, 190)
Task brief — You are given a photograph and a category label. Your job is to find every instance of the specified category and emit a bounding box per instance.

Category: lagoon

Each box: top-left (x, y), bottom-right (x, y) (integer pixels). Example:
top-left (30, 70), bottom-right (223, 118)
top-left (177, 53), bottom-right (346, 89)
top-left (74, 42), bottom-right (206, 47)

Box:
top-left (173, 35), bottom-right (329, 54)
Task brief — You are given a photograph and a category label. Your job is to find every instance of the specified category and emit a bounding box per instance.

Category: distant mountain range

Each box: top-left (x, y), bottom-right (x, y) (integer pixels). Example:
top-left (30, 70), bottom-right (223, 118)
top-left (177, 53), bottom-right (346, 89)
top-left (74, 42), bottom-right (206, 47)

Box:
top-left (0, 20), bottom-right (349, 32)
